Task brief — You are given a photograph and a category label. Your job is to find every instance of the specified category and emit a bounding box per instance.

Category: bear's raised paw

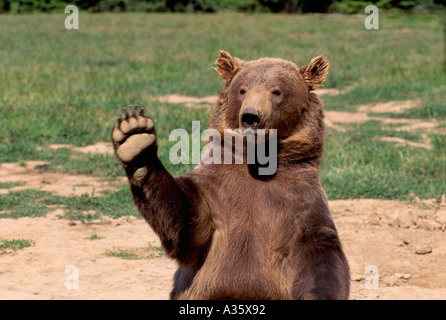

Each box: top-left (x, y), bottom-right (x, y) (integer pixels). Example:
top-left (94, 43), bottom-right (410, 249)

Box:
top-left (112, 105), bottom-right (156, 164)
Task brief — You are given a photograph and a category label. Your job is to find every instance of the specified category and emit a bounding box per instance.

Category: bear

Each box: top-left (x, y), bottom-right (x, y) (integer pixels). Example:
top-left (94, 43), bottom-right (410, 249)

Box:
top-left (111, 50), bottom-right (350, 300)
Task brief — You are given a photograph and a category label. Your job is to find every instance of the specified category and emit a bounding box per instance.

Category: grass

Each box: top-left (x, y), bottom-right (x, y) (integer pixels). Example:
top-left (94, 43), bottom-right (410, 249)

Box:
top-left (0, 11), bottom-right (444, 218)
top-left (88, 232), bottom-right (104, 240)
top-left (0, 190), bottom-right (53, 218)
top-left (0, 239), bottom-right (34, 252)
top-left (0, 185), bottom-right (138, 220)
top-left (0, 182), bottom-right (23, 189)
top-left (321, 121), bottom-right (443, 200)
top-left (46, 185), bottom-right (139, 220)
top-left (105, 243), bottom-right (165, 260)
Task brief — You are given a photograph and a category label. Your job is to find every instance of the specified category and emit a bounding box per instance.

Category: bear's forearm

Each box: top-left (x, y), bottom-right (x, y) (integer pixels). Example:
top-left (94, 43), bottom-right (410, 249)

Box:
top-left (127, 158), bottom-right (210, 263)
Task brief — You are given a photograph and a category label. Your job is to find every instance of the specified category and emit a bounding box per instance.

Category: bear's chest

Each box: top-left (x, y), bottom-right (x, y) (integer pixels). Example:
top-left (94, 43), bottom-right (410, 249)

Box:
top-left (198, 165), bottom-right (303, 251)
top-left (202, 166), bottom-right (300, 221)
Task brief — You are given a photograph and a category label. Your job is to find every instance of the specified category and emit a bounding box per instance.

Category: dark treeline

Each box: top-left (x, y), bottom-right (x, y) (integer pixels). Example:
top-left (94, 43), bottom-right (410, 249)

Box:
top-left (0, 0), bottom-right (444, 14)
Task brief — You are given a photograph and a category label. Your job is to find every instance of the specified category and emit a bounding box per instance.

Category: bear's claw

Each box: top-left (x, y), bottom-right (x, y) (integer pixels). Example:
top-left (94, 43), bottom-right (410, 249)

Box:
top-left (112, 105), bottom-right (156, 164)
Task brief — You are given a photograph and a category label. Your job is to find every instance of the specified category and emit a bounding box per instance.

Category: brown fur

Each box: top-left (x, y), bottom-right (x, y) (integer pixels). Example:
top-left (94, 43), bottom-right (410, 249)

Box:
top-left (112, 51), bottom-right (350, 300)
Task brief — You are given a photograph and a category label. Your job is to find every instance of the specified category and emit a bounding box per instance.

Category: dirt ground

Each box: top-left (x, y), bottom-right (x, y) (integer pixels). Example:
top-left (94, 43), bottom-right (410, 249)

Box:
top-left (1, 196), bottom-right (445, 300)
top-left (1, 94), bottom-right (444, 300)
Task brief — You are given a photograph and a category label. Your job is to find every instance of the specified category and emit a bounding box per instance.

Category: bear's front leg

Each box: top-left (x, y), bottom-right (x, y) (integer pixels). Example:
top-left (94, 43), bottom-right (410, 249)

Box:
top-left (111, 106), bottom-right (212, 264)
top-left (292, 226), bottom-right (350, 300)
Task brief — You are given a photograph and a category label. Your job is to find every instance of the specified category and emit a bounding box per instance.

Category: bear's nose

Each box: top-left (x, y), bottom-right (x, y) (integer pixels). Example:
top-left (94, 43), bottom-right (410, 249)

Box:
top-left (240, 108), bottom-right (262, 129)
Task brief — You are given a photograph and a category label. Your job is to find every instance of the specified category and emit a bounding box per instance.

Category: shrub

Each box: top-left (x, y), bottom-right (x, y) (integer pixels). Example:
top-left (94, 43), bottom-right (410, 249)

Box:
top-left (0, 0), bottom-right (444, 14)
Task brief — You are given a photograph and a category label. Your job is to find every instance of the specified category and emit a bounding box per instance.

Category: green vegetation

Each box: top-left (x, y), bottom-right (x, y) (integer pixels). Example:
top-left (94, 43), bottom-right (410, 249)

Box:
top-left (105, 248), bottom-right (140, 259)
top-left (0, 190), bottom-right (53, 218)
top-left (0, 186), bottom-right (138, 219)
top-left (45, 186), bottom-right (140, 220)
top-left (0, 239), bottom-right (34, 251)
top-left (0, 11), bottom-right (444, 222)
top-left (105, 243), bottom-right (165, 259)
top-left (321, 121), bottom-right (443, 200)
top-left (0, 0), bottom-right (443, 14)
top-left (0, 182), bottom-right (23, 189)
top-left (88, 232), bottom-right (104, 240)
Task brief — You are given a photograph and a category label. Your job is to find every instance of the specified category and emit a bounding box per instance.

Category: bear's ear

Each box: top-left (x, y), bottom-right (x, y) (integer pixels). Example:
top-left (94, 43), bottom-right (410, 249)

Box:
top-left (299, 55), bottom-right (329, 90)
top-left (214, 50), bottom-right (243, 85)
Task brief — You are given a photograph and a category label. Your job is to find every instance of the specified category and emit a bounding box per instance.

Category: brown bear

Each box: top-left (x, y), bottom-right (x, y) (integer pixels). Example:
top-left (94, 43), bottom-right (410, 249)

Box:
top-left (111, 50), bottom-right (350, 300)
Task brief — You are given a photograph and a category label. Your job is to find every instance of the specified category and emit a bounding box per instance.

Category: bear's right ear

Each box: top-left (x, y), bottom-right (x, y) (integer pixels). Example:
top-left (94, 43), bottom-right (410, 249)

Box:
top-left (214, 50), bottom-right (243, 85)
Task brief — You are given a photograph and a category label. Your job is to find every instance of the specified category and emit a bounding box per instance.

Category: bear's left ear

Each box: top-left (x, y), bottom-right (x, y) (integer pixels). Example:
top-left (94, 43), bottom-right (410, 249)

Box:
top-left (299, 55), bottom-right (329, 90)
top-left (214, 50), bottom-right (243, 85)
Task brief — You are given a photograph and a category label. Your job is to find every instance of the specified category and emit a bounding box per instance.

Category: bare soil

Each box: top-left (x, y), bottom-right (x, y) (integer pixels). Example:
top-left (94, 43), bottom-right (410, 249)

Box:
top-left (357, 100), bottom-right (420, 114)
top-left (1, 198), bottom-right (445, 300)
top-left (38, 142), bottom-right (114, 155)
top-left (154, 94), bottom-right (218, 108)
top-left (0, 161), bottom-right (125, 197)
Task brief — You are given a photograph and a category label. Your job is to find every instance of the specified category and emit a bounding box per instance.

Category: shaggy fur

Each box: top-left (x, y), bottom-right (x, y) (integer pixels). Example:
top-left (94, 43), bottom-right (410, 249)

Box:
top-left (111, 50), bottom-right (350, 300)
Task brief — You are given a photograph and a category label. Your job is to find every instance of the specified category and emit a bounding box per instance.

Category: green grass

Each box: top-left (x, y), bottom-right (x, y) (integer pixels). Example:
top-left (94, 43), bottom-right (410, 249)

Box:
top-left (105, 243), bottom-right (165, 260)
top-left (105, 248), bottom-right (140, 260)
top-left (0, 11), bottom-right (444, 210)
top-left (0, 182), bottom-right (23, 189)
top-left (0, 190), bottom-right (53, 218)
top-left (321, 122), bottom-right (444, 200)
top-left (0, 185), bottom-right (138, 220)
top-left (88, 232), bottom-right (104, 240)
top-left (0, 239), bottom-right (34, 251)
top-left (1, 13), bottom-right (443, 147)
top-left (44, 185), bottom-right (139, 220)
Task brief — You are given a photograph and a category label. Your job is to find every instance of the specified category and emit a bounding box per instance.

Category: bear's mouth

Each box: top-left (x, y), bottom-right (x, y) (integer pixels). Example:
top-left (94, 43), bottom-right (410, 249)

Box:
top-left (237, 127), bottom-right (274, 144)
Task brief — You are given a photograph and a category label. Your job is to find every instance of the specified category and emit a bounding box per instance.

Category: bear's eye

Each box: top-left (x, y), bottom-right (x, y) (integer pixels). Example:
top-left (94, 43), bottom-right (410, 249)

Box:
top-left (272, 89), bottom-right (281, 96)
top-left (239, 88), bottom-right (246, 95)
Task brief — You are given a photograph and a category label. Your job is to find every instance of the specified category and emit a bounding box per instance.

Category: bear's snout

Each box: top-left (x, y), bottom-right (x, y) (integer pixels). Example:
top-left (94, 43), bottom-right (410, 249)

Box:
top-left (239, 90), bottom-right (272, 131)
top-left (240, 108), bottom-right (262, 130)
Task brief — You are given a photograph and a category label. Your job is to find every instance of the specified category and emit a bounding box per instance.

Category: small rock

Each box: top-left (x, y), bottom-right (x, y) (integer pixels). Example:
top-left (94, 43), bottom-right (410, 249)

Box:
top-left (399, 237), bottom-right (412, 246)
top-left (387, 273), bottom-right (412, 286)
top-left (390, 211), bottom-right (417, 228)
top-left (402, 237), bottom-right (412, 245)
top-left (367, 213), bottom-right (381, 226)
top-left (416, 218), bottom-right (442, 231)
top-left (68, 221), bottom-right (76, 226)
top-left (385, 275), bottom-right (400, 287)
top-left (351, 273), bottom-right (364, 282)
top-left (98, 218), bottom-right (112, 225)
top-left (415, 245), bottom-right (432, 255)
top-left (394, 273), bottom-right (412, 280)
top-left (402, 273), bottom-right (412, 280)
top-left (434, 209), bottom-right (446, 225)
